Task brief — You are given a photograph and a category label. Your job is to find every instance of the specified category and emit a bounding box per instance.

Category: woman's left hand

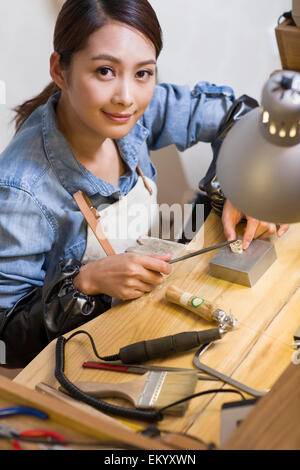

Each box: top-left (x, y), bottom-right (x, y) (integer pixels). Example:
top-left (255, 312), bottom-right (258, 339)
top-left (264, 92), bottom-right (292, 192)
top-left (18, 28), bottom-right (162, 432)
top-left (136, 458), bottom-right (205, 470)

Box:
top-left (222, 199), bottom-right (289, 250)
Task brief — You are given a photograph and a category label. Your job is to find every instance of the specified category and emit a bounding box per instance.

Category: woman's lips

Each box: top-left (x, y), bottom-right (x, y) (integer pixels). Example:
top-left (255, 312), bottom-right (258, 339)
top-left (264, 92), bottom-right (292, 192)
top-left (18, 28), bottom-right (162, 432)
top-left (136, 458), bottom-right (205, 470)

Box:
top-left (102, 111), bottom-right (133, 123)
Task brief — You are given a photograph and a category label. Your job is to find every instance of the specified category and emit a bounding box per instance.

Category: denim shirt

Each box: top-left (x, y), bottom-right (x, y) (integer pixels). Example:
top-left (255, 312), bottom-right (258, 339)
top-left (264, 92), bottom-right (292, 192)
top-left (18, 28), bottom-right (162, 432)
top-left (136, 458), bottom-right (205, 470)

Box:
top-left (0, 81), bottom-right (234, 309)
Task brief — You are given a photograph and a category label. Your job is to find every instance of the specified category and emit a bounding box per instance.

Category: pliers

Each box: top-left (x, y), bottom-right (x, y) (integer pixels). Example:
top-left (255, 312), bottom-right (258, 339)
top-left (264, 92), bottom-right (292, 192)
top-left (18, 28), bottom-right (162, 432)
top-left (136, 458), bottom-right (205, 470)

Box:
top-left (0, 422), bottom-right (67, 450)
top-left (0, 406), bottom-right (48, 419)
top-left (0, 406), bottom-right (67, 449)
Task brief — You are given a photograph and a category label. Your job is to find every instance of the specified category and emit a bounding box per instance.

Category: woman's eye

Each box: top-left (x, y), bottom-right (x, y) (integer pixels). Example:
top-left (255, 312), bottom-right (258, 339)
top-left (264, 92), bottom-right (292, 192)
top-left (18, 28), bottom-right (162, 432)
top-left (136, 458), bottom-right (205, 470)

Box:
top-left (97, 67), bottom-right (114, 78)
top-left (136, 70), bottom-right (154, 81)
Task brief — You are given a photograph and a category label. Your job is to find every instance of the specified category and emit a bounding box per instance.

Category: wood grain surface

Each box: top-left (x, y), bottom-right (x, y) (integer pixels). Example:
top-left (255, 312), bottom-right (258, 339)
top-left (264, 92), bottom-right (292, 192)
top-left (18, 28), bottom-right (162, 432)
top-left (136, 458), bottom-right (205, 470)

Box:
top-left (14, 212), bottom-right (300, 448)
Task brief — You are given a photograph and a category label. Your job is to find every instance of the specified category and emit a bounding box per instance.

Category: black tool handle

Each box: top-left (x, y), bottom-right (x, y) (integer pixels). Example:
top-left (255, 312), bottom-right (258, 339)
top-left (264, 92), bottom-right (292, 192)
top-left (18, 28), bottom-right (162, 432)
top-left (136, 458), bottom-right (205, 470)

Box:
top-left (119, 328), bottom-right (221, 364)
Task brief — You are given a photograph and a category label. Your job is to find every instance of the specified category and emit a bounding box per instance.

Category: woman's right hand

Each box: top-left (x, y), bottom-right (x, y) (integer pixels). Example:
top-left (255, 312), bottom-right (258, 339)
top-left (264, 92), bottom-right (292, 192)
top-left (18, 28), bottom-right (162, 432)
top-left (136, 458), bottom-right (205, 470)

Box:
top-left (73, 253), bottom-right (172, 300)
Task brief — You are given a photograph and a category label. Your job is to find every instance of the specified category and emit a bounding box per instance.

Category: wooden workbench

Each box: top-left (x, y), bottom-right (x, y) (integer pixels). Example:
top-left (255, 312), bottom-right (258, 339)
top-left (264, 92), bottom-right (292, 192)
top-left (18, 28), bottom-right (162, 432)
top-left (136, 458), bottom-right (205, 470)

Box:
top-left (14, 212), bottom-right (300, 448)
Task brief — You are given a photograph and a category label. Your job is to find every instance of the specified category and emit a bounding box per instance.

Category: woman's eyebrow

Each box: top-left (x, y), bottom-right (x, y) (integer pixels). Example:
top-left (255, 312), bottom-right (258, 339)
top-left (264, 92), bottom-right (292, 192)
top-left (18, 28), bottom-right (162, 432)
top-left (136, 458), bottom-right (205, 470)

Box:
top-left (91, 54), bottom-right (156, 66)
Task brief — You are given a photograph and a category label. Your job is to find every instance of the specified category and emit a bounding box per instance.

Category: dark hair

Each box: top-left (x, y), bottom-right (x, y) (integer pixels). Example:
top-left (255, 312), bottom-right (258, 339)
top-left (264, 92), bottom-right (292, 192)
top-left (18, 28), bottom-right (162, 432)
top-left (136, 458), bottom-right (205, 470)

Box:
top-left (13, 0), bottom-right (163, 133)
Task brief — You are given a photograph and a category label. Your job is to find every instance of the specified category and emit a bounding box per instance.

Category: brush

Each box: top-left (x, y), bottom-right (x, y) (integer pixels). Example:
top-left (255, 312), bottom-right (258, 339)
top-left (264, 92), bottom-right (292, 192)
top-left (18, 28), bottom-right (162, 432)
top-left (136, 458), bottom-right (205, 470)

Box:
top-left (62, 371), bottom-right (198, 416)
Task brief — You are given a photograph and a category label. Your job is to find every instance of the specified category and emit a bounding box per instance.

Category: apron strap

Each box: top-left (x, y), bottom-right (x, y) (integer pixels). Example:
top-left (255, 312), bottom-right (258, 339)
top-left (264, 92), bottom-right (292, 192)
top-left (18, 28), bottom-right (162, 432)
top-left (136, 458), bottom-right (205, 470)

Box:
top-left (136, 165), bottom-right (153, 196)
top-left (73, 165), bottom-right (152, 257)
top-left (73, 190), bottom-right (116, 256)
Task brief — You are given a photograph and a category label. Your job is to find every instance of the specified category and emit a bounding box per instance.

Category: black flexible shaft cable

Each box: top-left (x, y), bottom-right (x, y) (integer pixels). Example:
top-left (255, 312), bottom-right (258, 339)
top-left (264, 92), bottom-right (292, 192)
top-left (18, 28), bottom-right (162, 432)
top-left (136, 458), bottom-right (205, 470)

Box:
top-left (54, 334), bottom-right (163, 422)
top-left (54, 328), bottom-right (230, 422)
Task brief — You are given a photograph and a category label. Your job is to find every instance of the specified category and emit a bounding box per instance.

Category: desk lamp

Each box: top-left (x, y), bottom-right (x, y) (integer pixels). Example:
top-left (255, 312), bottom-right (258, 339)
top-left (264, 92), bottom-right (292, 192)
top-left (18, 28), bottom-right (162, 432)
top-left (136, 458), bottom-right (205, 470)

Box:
top-left (216, 70), bottom-right (300, 224)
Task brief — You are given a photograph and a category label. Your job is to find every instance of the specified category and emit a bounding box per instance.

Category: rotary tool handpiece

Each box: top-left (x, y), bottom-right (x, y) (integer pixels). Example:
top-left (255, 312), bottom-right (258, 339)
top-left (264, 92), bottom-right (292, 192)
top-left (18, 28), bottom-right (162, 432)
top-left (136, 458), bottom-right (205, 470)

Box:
top-left (119, 328), bottom-right (222, 364)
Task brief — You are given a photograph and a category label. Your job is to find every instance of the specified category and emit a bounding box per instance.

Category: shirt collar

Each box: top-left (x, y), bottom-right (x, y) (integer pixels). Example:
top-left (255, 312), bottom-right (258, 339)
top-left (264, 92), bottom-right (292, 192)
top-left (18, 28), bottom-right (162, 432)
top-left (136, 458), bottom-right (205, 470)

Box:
top-left (41, 91), bottom-right (149, 200)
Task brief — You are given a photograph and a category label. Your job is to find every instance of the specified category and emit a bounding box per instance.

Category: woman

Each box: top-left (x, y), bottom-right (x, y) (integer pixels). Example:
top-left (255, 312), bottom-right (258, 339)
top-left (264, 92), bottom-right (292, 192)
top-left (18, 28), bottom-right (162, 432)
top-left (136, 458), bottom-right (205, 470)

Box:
top-left (0, 0), bottom-right (288, 367)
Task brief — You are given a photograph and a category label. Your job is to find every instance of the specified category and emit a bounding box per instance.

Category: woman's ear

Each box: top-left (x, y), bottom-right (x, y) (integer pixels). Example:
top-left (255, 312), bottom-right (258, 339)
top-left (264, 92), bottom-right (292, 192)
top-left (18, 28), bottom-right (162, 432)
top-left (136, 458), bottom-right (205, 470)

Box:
top-left (50, 52), bottom-right (68, 90)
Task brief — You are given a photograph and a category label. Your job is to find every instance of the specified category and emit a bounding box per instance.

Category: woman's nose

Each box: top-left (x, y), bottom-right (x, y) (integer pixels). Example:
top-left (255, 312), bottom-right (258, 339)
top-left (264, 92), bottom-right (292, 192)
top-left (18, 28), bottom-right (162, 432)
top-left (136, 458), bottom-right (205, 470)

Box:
top-left (111, 79), bottom-right (134, 107)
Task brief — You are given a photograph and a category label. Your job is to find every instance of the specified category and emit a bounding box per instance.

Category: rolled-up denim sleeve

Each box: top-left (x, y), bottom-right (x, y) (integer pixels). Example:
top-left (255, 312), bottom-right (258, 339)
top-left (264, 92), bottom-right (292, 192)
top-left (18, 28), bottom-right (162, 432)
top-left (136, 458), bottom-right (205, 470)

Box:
top-left (0, 185), bottom-right (55, 310)
top-left (142, 81), bottom-right (235, 151)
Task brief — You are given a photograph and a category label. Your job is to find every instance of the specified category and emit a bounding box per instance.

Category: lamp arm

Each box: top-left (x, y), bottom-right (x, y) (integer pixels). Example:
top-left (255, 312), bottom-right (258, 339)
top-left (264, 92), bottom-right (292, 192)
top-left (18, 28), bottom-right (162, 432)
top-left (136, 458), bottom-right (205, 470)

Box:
top-left (199, 94), bottom-right (259, 216)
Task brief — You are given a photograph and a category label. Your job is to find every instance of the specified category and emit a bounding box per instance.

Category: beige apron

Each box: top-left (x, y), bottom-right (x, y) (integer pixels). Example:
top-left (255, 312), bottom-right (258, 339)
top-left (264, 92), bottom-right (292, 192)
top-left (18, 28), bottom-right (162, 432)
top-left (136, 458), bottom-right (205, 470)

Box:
top-left (81, 175), bottom-right (159, 265)
top-left (73, 167), bottom-right (184, 304)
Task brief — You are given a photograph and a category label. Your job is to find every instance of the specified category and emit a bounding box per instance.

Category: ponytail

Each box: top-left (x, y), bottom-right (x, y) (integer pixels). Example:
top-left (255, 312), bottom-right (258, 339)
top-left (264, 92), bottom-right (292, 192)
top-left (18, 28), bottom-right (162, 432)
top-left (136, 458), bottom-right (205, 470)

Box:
top-left (12, 81), bottom-right (59, 134)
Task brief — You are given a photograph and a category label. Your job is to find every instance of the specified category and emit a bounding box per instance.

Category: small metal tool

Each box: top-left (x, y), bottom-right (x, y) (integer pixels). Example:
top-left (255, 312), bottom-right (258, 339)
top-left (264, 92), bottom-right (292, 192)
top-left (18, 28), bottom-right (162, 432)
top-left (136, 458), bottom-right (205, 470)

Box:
top-left (193, 343), bottom-right (268, 398)
top-left (168, 240), bottom-right (237, 264)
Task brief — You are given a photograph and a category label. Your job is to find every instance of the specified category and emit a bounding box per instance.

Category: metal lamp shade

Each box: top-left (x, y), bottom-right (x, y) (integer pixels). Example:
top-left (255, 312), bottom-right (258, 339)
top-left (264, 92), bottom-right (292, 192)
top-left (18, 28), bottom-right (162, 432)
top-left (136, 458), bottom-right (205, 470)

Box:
top-left (216, 75), bottom-right (300, 224)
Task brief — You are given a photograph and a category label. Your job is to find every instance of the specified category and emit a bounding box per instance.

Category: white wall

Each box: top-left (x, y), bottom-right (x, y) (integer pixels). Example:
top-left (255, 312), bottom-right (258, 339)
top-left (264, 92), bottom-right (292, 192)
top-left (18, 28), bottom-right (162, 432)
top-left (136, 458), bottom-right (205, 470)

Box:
top-left (0, 0), bottom-right (292, 205)
top-left (0, 0), bottom-right (57, 149)
top-left (148, 0), bottom-right (291, 204)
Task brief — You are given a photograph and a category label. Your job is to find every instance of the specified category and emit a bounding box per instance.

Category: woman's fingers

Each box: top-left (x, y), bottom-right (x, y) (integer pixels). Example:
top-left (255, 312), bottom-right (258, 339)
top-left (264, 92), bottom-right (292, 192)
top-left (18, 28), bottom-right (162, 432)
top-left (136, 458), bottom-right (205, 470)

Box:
top-left (221, 200), bottom-right (290, 252)
top-left (149, 253), bottom-right (172, 262)
top-left (113, 253), bottom-right (172, 300)
top-left (277, 224), bottom-right (289, 237)
top-left (255, 223), bottom-right (277, 239)
top-left (243, 220), bottom-right (290, 249)
top-left (221, 199), bottom-right (243, 242)
top-left (123, 280), bottom-right (156, 300)
top-left (242, 218), bottom-right (259, 250)
top-left (127, 254), bottom-right (171, 286)
top-left (222, 221), bottom-right (237, 243)
top-left (139, 254), bottom-right (172, 276)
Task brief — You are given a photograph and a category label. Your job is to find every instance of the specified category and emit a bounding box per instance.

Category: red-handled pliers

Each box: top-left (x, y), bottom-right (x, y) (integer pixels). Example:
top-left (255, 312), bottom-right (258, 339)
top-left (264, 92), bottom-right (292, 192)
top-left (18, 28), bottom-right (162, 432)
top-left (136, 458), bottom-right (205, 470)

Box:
top-left (0, 423), bottom-right (67, 450)
top-left (12, 429), bottom-right (68, 450)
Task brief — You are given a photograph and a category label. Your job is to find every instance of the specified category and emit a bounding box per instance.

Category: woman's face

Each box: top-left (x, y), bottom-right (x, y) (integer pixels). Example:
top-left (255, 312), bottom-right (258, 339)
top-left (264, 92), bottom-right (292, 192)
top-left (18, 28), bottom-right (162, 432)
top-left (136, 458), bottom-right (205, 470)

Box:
top-left (61, 22), bottom-right (157, 140)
